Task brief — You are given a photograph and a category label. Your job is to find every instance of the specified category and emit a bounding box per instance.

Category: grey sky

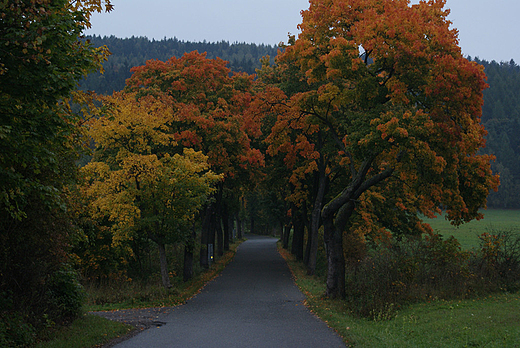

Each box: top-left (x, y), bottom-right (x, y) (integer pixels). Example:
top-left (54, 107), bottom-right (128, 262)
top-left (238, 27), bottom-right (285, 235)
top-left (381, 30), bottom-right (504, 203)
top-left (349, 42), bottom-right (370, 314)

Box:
top-left (85, 0), bottom-right (520, 63)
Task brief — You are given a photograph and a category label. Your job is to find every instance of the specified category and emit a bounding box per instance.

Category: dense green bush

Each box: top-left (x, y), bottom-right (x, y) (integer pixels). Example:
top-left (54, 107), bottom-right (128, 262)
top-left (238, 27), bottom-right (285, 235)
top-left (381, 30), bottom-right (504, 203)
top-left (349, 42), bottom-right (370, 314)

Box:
top-left (47, 265), bottom-right (85, 322)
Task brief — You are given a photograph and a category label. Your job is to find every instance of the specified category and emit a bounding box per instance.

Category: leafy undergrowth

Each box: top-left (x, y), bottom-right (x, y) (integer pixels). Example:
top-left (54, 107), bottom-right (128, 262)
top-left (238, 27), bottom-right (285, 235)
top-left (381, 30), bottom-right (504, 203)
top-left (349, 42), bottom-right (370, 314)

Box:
top-left (278, 244), bottom-right (520, 347)
top-left (39, 240), bottom-right (243, 348)
top-left (85, 240), bottom-right (243, 311)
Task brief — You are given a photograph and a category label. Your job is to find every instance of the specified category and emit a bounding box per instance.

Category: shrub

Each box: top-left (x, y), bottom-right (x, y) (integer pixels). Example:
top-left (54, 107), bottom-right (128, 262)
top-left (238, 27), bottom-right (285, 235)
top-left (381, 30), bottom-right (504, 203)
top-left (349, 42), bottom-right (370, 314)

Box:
top-left (344, 230), bottom-right (520, 319)
top-left (47, 265), bottom-right (85, 323)
top-left (344, 234), bottom-right (473, 319)
top-left (473, 230), bottom-right (520, 292)
top-left (0, 311), bottom-right (36, 348)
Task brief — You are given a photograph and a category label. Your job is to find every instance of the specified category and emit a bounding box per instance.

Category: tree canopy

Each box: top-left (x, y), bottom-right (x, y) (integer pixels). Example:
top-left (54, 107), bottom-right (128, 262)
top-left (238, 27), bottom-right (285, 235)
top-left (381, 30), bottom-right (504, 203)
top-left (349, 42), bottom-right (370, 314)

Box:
top-left (0, 0), bottom-right (112, 342)
top-left (259, 0), bottom-right (499, 297)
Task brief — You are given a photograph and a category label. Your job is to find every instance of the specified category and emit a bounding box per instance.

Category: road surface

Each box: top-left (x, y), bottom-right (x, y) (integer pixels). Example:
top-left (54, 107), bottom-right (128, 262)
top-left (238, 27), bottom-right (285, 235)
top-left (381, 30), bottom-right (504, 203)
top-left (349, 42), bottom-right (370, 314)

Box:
top-left (113, 235), bottom-right (346, 348)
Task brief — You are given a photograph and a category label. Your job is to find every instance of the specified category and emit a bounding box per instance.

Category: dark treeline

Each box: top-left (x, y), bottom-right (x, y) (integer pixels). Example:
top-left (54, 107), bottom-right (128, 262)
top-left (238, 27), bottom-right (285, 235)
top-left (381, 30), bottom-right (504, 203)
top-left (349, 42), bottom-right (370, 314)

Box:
top-left (80, 35), bottom-right (520, 209)
top-left (475, 58), bottom-right (520, 208)
top-left (80, 35), bottom-right (279, 94)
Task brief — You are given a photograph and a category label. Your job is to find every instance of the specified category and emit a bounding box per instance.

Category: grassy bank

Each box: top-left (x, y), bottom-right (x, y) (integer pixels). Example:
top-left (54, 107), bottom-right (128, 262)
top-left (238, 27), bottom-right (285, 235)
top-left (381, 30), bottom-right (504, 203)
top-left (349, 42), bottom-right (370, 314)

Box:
top-left (279, 246), bottom-right (520, 347)
top-left (424, 209), bottom-right (520, 249)
top-left (37, 240), bottom-right (243, 348)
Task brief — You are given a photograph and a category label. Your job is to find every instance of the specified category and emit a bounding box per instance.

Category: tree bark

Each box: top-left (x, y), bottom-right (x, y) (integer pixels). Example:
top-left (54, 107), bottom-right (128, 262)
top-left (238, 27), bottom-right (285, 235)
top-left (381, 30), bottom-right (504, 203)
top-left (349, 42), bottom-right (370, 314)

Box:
top-left (236, 212), bottom-right (243, 239)
top-left (157, 242), bottom-right (171, 288)
top-left (320, 157), bottom-right (394, 298)
top-left (222, 202), bottom-right (230, 251)
top-left (323, 214), bottom-right (345, 298)
top-left (199, 204), bottom-right (213, 268)
top-left (291, 203), bottom-right (305, 260)
top-left (216, 215), bottom-right (224, 257)
top-left (283, 221), bottom-right (292, 249)
top-left (183, 223), bottom-right (196, 282)
top-left (307, 160), bottom-right (328, 275)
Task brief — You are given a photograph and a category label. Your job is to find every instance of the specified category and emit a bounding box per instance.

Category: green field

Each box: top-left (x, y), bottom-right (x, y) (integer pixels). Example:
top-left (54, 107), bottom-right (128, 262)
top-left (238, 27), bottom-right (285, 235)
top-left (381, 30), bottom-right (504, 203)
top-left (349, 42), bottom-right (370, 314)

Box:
top-left (422, 209), bottom-right (520, 249)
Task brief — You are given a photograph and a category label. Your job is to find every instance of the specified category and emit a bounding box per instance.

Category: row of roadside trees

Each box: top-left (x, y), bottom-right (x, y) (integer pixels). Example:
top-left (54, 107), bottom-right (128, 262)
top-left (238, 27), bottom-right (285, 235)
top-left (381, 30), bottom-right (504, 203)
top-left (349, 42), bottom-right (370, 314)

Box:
top-left (1, 0), bottom-right (500, 344)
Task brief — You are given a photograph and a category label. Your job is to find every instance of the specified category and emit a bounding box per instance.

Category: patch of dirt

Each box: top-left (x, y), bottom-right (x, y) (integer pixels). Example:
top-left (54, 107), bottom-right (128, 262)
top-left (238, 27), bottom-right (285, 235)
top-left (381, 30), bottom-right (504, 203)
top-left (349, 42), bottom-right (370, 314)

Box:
top-left (89, 307), bottom-right (175, 347)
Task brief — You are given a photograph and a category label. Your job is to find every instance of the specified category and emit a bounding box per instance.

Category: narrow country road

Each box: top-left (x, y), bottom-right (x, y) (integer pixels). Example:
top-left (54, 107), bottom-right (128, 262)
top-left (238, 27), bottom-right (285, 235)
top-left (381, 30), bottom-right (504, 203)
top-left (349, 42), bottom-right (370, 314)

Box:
top-left (113, 235), bottom-right (346, 348)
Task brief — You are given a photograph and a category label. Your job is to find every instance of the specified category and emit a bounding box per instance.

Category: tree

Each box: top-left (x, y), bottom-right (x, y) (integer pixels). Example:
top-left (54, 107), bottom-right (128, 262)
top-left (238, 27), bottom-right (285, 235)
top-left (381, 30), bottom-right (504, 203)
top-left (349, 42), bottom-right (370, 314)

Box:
top-left (267, 0), bottom-right (499, 298)
top-left (125, 51), bottom-right (264, 267)
top-left (81, 92), bottom-right (222, 288)
top-left (0, 0), bottom-right (112, 338)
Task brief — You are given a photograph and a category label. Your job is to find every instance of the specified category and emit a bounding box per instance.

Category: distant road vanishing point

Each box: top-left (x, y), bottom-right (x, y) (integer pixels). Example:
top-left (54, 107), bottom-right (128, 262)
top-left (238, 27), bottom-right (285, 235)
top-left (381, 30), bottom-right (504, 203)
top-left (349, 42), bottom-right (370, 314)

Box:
top-left (113, 235), bottom-right (346, 348)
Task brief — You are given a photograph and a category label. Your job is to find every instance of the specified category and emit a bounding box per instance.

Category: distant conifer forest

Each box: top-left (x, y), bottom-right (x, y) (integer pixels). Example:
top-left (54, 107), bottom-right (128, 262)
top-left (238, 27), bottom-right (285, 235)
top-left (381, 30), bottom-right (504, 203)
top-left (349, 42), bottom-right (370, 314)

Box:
top-left (80, 36), bottom-right (520, 209)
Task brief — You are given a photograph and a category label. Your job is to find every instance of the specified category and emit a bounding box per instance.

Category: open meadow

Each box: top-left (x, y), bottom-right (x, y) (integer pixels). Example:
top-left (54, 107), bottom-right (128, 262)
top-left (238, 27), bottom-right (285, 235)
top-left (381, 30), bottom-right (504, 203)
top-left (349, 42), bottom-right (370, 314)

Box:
top-left (423, 209), bottom-right (520, 249)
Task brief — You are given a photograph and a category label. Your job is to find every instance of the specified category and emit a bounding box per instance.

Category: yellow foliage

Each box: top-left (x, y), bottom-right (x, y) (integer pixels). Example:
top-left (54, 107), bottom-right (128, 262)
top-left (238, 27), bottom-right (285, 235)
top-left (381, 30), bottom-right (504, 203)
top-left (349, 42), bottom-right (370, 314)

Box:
top-left (81, 92), bottom-right (223, 246)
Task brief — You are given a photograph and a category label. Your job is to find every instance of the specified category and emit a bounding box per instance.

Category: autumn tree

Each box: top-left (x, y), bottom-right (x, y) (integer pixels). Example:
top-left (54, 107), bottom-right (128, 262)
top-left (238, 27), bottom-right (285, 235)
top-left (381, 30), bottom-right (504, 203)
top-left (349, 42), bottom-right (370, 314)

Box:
top-left (81, 92), bottom-right (222, 288)
top-left (0, 0), bottom-right (112, 340)
top-left (125, 52), bottom-right (264, 266)
top-left (265, 0), bottom-right (499, 298)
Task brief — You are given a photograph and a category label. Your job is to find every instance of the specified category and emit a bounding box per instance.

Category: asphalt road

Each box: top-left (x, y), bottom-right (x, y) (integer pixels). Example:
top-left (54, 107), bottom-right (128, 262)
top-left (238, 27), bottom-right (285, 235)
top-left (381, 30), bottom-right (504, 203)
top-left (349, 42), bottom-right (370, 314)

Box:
top-left (113, 235), bottom-right (346, 348)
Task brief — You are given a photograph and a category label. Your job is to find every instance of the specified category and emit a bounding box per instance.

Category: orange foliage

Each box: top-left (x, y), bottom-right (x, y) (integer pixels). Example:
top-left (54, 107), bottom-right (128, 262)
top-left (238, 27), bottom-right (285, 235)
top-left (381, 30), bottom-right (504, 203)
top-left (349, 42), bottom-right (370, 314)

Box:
top-left (262, 0), bottom-right (499, 241)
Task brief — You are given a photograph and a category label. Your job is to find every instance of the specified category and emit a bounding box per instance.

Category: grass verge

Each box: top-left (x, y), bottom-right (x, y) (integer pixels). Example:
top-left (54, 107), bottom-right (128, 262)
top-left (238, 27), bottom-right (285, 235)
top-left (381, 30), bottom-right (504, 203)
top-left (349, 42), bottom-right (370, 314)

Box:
top-left (35, 314), bottom-right (132, 348)
top-left (39, 240), bottom-right (244, 347)
top-left (279, 244), bottom-right (520, 347)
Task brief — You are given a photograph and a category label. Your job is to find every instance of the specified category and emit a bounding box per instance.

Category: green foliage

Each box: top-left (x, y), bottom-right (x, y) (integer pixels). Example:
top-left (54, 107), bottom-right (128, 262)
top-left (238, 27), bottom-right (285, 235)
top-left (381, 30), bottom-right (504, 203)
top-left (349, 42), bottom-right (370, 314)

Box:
top-left (0, 0), bottom-right (109, 342)
top-left (47, 266), bottom-right (85, 322)
top-left (0, 0), bottom-right (106, 219)
top-left (0, 310), bottom-right (36, 348)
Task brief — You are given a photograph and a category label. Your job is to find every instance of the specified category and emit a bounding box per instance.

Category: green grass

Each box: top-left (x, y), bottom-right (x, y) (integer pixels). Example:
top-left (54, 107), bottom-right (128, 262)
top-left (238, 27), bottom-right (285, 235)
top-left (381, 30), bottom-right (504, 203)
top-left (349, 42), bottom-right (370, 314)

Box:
top-left (279, 245), bottom-right (520, 348)
top-left (35, 314), bottom-right (133, 348)
top-left (423, 209), bottom-right (520, 249)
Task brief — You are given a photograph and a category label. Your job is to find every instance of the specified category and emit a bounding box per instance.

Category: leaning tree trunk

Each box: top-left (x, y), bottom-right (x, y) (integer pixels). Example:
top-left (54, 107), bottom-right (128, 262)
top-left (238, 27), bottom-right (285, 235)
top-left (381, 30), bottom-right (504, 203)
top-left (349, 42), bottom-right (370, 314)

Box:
top-left (157, 242), bottom-right (172, 289)
top-left (320, 156), bottom-right (394, 298)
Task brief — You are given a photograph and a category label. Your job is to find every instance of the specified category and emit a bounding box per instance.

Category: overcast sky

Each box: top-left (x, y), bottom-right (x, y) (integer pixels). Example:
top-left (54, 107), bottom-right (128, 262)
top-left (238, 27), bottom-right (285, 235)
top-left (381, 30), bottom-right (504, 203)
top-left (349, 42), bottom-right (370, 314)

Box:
top-left (85, 0), bottom-right (519, 63)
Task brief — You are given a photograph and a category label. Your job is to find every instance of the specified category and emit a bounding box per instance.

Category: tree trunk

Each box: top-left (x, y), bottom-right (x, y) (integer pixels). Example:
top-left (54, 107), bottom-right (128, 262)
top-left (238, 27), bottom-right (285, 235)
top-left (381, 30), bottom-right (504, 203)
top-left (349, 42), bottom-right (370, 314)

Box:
top-left (216, 215), bottom-right (224, 257)
top-left (183, 223), bottom-right (196, 282)
top-left (157, 242), bottom-right (171, 289)
top-left (283, 222), bottom-right (292, 249)
top-left (291, 204), bottom-right (305, 260)
top-left (307, 161), bottom-right (328, 275)
top-left (323, 213), bottom-right (345, 298)
top-left (222, 202), bottom-right (230, 251)
top-left (304, 224), bottom-right (312, 266)
top-left (199, 204), bottom-right (213, 268)
top-left (236, 212), bottom-right (243, 239)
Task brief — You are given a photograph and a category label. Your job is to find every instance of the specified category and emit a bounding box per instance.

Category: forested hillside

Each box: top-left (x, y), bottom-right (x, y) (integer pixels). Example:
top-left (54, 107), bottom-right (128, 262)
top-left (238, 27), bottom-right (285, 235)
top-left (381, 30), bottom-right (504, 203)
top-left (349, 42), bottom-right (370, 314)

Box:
top-left (79, 35), bottom-right (279, 94)
top-left (80, 36), bottom-right (520, 209)
top-left (476, 58), bottom-right (520, 208)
